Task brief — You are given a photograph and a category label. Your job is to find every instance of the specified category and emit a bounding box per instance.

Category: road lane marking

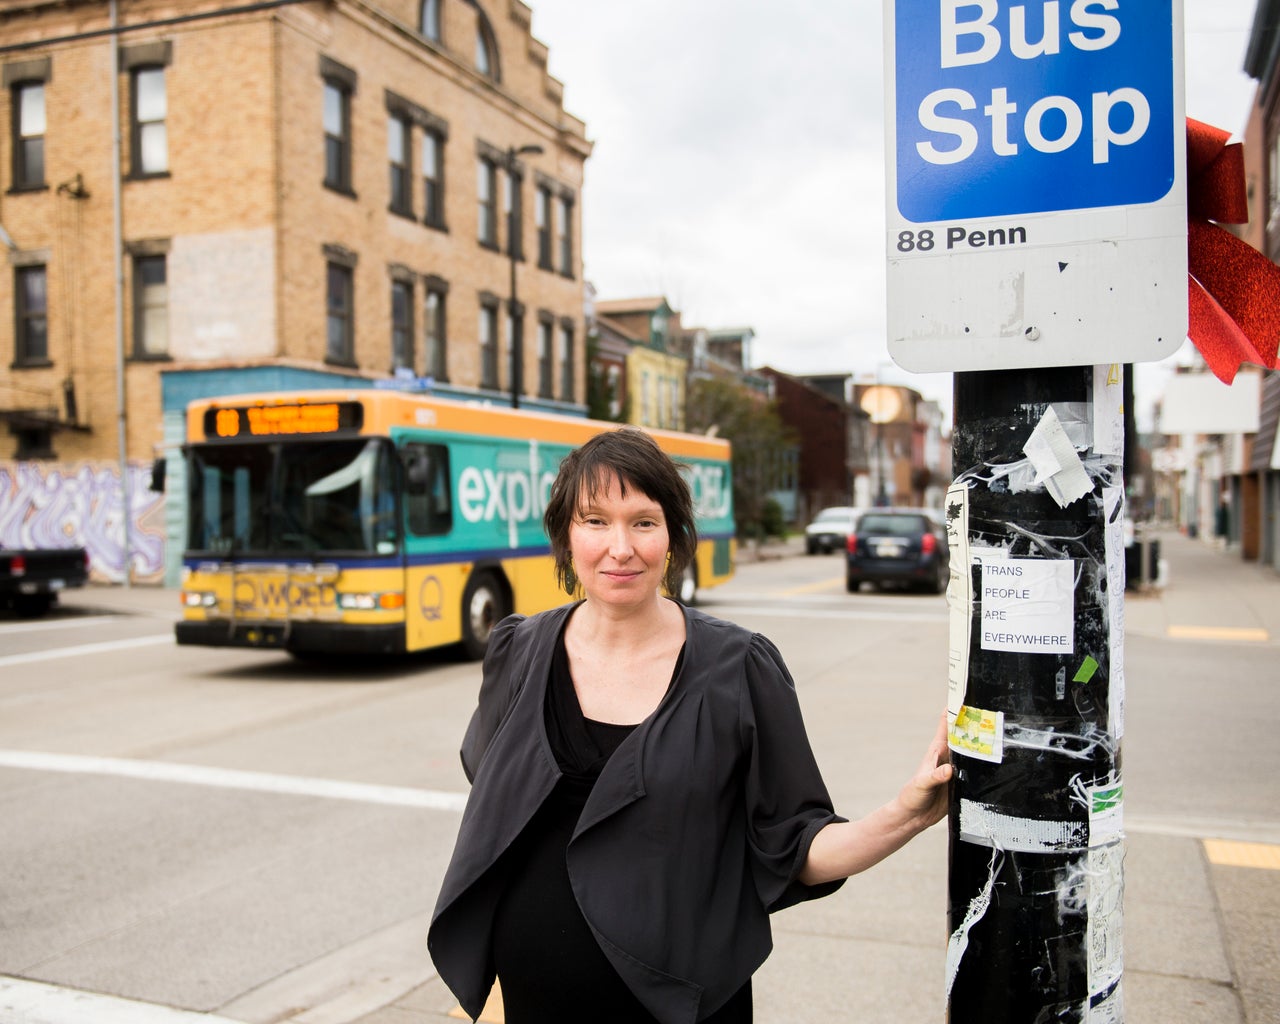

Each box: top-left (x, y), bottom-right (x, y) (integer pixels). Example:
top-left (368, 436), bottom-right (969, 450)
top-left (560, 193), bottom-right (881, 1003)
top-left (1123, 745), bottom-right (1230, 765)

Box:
top-left (0, 614), bottom-right (120, 635)
top-left (780, 577), bottom-right (845, 597)
top-left (0, 975), bottom-right (243, 1024)
top-left (706, 601), bottom-right (945, 623)
top-left (0, 634), bottom-right (172, 668)
top-left (1204, 839), bottom-right (1280, 870)
top-left (1167, 624), bottom-right (1269, 643)
top-left (0, 750), bottom-right (468, 812)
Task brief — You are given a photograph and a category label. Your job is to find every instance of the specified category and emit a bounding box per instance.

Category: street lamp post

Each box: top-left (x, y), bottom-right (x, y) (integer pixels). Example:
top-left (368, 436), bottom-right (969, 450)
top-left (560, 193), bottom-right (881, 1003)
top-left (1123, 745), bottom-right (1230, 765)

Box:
top-left (507, 143), bottom-right (543, 409)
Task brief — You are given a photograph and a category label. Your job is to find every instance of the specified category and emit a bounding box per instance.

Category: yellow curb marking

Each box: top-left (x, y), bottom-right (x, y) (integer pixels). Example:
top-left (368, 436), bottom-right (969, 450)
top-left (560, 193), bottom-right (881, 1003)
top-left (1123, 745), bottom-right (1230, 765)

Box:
top-left (781, 577), bottom-right (845, 597)
top-left (1204, 839), bottom-right (1280, 870)
top-left (1167, 625), bottom-right (1269, 643)
top-left (450, 986), bottom-right (504, 1022)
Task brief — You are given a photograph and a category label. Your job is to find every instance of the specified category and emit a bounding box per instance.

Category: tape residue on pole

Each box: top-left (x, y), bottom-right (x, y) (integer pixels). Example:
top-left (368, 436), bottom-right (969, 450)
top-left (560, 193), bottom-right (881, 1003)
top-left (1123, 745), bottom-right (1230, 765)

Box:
top-left (944, 847), bottom-right (1003, 1000)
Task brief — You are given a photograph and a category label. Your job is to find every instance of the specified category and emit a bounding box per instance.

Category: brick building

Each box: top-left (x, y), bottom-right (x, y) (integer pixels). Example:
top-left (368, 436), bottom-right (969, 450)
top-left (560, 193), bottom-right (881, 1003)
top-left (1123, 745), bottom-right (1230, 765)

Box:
top-left (0, 0), bottom-right (590, 579)
top-left (757, 366), bottom-right (855, 521)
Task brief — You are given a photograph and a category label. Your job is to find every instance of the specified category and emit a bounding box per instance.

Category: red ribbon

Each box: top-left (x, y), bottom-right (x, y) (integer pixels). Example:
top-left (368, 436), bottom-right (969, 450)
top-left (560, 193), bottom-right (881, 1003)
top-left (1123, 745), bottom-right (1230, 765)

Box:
top-left (1186, 117), bottom-right (1280, 383)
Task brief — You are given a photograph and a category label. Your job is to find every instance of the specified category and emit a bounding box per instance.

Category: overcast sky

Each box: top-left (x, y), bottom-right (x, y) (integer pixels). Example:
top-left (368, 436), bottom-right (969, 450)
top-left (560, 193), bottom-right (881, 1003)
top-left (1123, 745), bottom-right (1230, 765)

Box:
top-left (526, 0), bottom-right (1263, 423)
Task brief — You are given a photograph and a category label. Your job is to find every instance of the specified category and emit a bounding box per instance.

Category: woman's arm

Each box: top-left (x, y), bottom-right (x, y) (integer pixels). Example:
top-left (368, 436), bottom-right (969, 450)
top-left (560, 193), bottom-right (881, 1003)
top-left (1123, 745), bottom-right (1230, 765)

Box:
top-left (798, 713), bottom-right (953, 886)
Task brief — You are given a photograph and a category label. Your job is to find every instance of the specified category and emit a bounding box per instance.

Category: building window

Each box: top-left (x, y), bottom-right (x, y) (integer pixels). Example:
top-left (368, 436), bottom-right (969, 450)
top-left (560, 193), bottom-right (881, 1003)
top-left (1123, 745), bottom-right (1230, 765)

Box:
top-left (558, 321), bottom-right (575, 402)
top-left (131, 66), bottom-right (168, 176)
top-left (326, 262), bottom-right (354, 364)
top-left (537, 315), bottom-right (554, 399)
top-left (388, 114), bottom-right (412, 215)
top-left (419, 0), bottom-right (441, 41)
top-left (556, 195), bottom-right (574, 276)
top-left (323, 79), bottom-right (353, 193)
top-left (422, 130), bottom-right (444, 228)
top-left (607, 365), bottom-right (622, 418)
top-left (479, 300), bottom-right (499, 390)
top-left (477, 156), bottom-right (498, 247)
top-left (133, 254), bottom-right (168, 357)
top-left (13, 265), bottom-right (47, 365)
top-left (476, 18), bottom-right (498, 80)
top-left (505, 167), bottom-right (524, 260)
top-left (536, 185), bottom-right (552, 268)
top-left (11, 81), bottom-right (45, 189)
top-left (424, 279), bottom-right (447, 380)
top-left (391, 278), bottom-right (413, 371)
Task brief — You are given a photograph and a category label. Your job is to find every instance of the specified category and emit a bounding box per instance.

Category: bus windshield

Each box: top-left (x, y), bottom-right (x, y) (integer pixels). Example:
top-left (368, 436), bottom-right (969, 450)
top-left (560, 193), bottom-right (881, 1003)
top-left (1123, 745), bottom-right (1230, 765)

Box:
top-left (187, 438), bottom-right (398, 556)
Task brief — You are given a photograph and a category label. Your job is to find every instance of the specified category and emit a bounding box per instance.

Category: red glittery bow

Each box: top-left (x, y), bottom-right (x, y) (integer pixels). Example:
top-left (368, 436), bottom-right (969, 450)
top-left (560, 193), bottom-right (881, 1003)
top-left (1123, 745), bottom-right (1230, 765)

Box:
top-left (1186, 117), bottom-right (1280, 383)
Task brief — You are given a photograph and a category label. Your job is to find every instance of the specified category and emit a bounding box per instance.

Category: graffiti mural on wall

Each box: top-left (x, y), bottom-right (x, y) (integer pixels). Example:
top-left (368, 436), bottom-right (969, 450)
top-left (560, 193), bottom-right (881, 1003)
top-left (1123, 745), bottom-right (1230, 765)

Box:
top-left (0, 461), bottom-right (166, 583)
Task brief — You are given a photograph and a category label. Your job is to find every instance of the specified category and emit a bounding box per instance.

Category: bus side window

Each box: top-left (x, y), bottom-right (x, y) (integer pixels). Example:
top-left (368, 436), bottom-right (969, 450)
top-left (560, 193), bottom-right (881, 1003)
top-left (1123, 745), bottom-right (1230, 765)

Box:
top-left (402, 443), bottom-right (453, 536)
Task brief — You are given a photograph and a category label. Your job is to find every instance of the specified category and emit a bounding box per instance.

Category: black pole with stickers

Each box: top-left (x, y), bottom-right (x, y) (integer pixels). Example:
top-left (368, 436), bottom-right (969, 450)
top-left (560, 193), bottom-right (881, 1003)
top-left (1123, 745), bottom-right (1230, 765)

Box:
top-left (945, 366), bottom-right (1126, 1023)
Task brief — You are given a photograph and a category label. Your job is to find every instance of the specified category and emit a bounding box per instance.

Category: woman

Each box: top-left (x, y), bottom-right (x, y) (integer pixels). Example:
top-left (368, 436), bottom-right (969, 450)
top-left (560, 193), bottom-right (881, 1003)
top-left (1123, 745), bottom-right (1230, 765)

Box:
top-left (429, 427), bottom-right (951, 1024)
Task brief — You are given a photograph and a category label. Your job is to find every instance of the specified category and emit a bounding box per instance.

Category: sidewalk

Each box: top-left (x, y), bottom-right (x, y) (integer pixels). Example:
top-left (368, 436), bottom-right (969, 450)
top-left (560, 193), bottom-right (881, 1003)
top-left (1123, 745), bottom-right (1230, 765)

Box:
top-left (1124, 528), bottom-right (1280, 643)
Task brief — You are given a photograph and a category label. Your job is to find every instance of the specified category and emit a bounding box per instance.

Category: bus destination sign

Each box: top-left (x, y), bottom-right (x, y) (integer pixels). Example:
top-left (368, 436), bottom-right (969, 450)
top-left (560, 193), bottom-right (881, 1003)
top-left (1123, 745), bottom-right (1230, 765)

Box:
top-left (204, 402), bottom-right (363, 440)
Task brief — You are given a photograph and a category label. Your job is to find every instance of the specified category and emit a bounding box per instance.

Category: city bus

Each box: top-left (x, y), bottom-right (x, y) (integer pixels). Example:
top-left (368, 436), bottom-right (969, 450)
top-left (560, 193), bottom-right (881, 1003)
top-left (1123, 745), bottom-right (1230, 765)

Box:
top-left (174, 389), bottom-right (734, 658)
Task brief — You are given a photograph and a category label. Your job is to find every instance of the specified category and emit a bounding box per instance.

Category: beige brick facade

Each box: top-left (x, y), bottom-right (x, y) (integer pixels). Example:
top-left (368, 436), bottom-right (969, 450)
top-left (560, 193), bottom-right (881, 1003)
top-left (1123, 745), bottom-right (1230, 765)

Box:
top-left (0, 0), bottom-right (591, 462)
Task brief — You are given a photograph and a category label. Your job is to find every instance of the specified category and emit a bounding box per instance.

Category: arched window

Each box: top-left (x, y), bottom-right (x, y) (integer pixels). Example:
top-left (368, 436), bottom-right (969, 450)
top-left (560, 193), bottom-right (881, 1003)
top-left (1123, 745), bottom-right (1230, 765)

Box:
top-left (475, 11), bottom-right (499, 80)
top-left (419, 0), bottom-right (440, 41)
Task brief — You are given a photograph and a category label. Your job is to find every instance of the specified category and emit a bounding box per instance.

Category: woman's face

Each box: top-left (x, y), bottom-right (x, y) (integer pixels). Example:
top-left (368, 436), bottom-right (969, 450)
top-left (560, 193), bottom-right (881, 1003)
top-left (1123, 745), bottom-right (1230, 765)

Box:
top-left (569, 471), bottom-right (670, 611)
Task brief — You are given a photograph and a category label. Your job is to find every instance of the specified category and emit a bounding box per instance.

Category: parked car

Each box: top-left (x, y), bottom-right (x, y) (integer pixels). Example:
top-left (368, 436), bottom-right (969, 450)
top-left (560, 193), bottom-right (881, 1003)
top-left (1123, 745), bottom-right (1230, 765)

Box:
top-left (0, 543), bottom-right (89, 617)
top-left (846, 508), bottom-right (948, 593)
top-left (805, 506), bottom-right (861, 555)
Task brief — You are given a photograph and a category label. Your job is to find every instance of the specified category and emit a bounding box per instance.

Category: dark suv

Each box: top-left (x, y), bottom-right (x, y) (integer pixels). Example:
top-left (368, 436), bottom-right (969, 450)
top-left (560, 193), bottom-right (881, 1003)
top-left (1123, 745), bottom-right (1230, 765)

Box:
top-left (845, 509), bottom-right (949, 594)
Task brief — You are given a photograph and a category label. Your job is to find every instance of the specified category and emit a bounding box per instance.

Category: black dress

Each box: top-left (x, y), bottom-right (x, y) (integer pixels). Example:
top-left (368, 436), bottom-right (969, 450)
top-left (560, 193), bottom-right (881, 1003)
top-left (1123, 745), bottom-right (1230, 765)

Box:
top-left (490, 628), bottom-right (752, 1024)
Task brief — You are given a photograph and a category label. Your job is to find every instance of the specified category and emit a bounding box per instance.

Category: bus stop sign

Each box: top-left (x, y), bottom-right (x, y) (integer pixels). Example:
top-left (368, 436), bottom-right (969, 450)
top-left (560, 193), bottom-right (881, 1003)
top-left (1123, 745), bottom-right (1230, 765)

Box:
top-left (884, 0), bottom-right (1187, 372)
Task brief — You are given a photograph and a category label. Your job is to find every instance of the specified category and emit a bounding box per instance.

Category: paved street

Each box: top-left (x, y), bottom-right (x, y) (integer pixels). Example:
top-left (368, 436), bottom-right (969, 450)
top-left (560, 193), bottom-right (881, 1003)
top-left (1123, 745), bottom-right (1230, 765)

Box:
top-left (0, 528), bottom-right (1276, 1023)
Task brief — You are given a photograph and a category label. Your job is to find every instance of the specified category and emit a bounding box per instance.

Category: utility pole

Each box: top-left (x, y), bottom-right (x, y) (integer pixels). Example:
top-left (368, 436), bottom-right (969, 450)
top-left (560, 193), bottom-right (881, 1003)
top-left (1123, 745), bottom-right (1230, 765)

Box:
top-left (944, 365), bottom-right (1126, 1020)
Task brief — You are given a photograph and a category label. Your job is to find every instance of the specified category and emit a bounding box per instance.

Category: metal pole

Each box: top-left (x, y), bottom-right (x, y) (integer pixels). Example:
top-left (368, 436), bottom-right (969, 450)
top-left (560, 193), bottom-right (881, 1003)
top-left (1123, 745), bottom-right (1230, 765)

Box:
top-left (508, 216), bottom-right (519, 409)
top-left (945, 365), bottom-right (1125, 1022)
top-left (876, 419), bottom-right (887, 505)
top-left (110, 0), bottom-right (132, 587)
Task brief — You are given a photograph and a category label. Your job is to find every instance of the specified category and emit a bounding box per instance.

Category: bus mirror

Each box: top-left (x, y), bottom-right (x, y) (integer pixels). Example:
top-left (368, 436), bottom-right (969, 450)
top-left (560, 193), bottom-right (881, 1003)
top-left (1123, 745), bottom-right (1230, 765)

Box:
top-left (149, 457), bottom-right (166, 493)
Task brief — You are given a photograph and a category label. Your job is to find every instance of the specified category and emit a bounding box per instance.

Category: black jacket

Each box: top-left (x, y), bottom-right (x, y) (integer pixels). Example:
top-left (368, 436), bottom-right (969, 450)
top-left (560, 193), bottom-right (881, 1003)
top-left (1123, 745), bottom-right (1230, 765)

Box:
top-left (428, 602), bottom-right (844, 1023)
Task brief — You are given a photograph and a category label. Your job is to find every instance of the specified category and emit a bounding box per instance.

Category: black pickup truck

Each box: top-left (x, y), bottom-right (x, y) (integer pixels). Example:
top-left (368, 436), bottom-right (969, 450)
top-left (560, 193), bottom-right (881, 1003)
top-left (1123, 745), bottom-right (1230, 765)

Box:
top-left (0, 544), bottom-right (90, 617)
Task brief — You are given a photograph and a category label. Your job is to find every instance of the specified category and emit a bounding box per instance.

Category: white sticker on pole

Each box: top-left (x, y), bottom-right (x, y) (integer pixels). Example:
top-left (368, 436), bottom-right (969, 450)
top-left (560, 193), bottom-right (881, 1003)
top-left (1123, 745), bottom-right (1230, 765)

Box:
top-left (945, 482), bottom-right (972, 715)
top-left (1023, 406), bottom-right (1092, 508)
top-left (980, 558), bottom-right (1074, 653)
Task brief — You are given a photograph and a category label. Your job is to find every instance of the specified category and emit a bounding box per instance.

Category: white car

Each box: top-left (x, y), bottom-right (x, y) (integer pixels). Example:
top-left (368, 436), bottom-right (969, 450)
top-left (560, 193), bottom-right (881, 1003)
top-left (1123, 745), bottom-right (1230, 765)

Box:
top-left (804, 506), bottom-right (861, 555)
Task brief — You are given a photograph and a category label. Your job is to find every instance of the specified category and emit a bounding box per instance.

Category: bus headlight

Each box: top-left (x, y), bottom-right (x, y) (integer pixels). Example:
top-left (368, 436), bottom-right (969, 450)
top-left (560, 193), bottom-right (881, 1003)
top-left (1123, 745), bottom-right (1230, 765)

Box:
top-left (181, 590), bottom-right (217, 608)
top-left (337, 592), bottom-right (404, 611)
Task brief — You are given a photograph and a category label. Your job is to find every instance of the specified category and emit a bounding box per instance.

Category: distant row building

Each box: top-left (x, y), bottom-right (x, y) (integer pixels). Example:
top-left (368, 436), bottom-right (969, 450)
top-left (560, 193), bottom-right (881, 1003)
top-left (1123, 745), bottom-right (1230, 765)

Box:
top-left (589, 295), bottom-right (950, 524)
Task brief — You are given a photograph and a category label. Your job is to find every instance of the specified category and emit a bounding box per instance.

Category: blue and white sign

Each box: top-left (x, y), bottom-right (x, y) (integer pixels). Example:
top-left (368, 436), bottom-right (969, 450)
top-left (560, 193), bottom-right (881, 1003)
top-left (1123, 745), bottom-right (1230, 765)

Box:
top-left (885, 0), bottom-right (1187, 373)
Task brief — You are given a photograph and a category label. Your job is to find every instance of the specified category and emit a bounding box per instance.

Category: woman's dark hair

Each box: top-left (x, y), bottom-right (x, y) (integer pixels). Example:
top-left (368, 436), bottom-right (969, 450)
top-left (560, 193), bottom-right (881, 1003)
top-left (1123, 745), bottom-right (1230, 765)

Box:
top-left (543, 427), bottom-right (697, 597)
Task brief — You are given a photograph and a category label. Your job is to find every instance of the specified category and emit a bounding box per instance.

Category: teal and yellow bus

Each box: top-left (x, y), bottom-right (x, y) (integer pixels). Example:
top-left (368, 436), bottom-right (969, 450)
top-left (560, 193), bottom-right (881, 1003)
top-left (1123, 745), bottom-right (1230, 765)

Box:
top-left (175, 389), bottom-right (734, 658)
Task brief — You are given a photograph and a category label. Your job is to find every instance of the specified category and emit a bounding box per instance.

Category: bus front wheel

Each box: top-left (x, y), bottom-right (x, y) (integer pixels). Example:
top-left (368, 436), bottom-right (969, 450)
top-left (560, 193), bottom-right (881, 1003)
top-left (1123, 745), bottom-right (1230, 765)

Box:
top-left (461, 571), bottom-right (508, 660)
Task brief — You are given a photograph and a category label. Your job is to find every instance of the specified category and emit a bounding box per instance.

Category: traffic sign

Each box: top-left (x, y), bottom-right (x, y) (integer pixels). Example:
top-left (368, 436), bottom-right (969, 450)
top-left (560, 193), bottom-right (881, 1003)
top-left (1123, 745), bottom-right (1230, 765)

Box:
top-left (884, 0), bottom-right (1187, 372)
